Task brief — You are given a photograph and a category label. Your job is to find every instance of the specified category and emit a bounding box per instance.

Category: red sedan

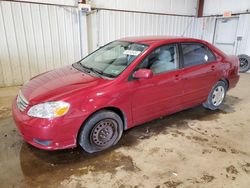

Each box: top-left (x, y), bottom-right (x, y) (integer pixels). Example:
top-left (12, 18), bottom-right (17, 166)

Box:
top-left (12, 36), bottom-right (239, 153)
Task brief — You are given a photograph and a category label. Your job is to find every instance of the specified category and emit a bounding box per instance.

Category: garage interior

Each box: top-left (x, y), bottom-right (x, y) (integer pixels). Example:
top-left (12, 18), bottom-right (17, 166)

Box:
top-left (1, 0), bottom-right (250, 187)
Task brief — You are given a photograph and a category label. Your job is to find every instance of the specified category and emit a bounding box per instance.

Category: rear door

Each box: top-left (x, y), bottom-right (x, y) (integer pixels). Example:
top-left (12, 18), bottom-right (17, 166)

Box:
top-left (180, 43), bottom-right (221, 108)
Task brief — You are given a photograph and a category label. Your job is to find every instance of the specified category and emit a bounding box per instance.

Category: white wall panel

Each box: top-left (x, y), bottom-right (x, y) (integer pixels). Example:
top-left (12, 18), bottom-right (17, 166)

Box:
top-left (196, 16), bottom-right (216, 43)
top-left (197, 15), bottom-right (250, 56)
top-left (88, 10), bottom-right (200, 51)
top-left (236, 14), bottom-right (250, 55)
top-left (91, 0), bottom-right (198, 16)
top-left (89, 9), bottom-right (250, 56)
top-left (0, 1), bottom-right (86, 87)
top-left (2, 1), bottom-right (250, 87)
top-left (204, 0), bottom-right (250, 16)
top-left (12, 0), bottom-right (77, 6)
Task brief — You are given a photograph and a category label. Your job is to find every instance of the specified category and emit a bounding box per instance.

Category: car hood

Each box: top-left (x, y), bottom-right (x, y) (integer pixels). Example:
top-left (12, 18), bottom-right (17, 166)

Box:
top-left (21, 65), bottom-right (109, 104)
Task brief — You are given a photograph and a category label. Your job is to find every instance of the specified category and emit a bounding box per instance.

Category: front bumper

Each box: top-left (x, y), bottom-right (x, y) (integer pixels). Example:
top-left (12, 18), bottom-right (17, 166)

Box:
top-left (12, 100), bottom-right (83, 150)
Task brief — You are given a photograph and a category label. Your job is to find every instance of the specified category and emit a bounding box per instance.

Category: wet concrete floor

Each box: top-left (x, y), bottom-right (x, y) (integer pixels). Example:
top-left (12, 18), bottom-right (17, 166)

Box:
top-left (0, 74), bottom-right (250, 188)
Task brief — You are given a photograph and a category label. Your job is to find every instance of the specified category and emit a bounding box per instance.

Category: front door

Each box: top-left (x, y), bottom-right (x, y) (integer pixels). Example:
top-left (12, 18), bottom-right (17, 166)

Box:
top-left (130, 44), bottom-right (183, 125)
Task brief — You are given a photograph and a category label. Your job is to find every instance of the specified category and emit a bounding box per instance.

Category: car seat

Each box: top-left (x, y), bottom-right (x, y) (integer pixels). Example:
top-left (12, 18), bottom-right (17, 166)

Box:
top-left (151, 50), bottom-right (175, 74)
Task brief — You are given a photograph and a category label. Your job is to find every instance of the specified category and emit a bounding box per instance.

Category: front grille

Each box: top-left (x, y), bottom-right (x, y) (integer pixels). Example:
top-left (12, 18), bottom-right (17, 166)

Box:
top-left (16, 91), bottom-right (29, 111)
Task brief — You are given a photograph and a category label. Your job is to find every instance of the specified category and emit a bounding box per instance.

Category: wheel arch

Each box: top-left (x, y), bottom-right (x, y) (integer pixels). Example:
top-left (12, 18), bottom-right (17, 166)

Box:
top-left (102, 106), bottom-right (127, 130)
top-left (219, 78), bottom-right (229, 90)
top-left (76, 106), bottom-right (128, 144)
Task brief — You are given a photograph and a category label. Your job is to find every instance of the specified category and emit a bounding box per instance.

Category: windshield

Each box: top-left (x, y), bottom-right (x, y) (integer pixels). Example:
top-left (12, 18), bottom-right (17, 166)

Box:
top-left (79, 41), bottom-right (148, 78)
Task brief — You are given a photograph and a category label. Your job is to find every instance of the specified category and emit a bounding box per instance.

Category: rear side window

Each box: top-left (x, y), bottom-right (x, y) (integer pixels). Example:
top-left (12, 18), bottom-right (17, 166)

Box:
top-left (181, 43), bottom-right (216, 68)
top-left (207, 48), bottom-right (216, 62)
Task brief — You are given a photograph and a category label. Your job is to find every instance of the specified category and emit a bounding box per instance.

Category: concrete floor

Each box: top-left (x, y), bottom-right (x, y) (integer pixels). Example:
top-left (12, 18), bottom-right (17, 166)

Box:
top-left (0, 74), bottom-right (250, 188)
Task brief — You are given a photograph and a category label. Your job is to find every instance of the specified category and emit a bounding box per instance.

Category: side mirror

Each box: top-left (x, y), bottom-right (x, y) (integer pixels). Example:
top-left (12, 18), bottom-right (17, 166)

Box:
top-left (133, 69), bottom-right (153, 79)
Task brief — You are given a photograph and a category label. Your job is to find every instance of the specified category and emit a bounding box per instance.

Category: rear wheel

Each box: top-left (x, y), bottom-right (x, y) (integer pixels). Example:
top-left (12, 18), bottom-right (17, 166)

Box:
top-left (78, 110), bottom-right (123, 153)
top-left (238, 54), bottom-right (250, 73)
top-left (203, 81), bottom-right (227, 110)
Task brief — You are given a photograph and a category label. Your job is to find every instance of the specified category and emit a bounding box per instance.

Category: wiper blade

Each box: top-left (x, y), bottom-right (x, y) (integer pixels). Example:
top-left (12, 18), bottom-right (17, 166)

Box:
top-left (92, 69), bottom-right (115, 78)
top-left (78, 63), bottom-right (91, 72)
top-left (78, 63), bottom-right (99, 76)
top-left (78, 63), bottom-right (115, 78)
top-left (101, 72), bottom-right (115, 78)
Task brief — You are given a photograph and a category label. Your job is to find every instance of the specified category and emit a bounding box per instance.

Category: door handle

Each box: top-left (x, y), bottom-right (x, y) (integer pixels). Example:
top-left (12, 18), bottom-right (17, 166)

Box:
top-left (211, 65), bottom-right (215, 71)
top-left (175, 74), bottom-right (180, 81)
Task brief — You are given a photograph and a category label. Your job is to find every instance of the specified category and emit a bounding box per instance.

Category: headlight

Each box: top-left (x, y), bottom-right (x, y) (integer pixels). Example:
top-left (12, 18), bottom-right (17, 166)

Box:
top-left (27, 101), bottom-right (70, 119)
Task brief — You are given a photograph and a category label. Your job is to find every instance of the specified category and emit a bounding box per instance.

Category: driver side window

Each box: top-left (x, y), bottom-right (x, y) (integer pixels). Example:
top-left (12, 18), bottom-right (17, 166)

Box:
top-left (139, 44), bottom-right (179, 74)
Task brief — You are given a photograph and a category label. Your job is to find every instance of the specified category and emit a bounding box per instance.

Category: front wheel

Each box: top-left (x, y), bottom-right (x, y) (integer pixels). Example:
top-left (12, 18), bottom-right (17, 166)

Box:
top-left (78, 110), bottom-right (123, 153)
top-left (203, 81), bottom-right (227, 110)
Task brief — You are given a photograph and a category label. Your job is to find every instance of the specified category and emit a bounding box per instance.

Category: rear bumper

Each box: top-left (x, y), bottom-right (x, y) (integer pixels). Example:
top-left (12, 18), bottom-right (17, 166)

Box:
top-left (228, 74), bottom-right (240, 90)
top-left (12, 100), bottom-right (84, 150)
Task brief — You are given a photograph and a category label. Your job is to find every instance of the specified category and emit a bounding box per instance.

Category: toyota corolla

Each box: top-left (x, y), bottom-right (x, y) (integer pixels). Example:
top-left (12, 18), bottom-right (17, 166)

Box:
top-left (12, 36), bottom-right (239, 153)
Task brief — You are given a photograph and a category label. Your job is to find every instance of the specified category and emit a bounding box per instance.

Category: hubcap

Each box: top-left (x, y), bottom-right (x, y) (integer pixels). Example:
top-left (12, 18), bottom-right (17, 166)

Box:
top-left (212, 86), bottom-right (225, 106)
top-left (90, 119), bottom-right (118, 148)
top-left (239, 58), bottom-right (249, 69)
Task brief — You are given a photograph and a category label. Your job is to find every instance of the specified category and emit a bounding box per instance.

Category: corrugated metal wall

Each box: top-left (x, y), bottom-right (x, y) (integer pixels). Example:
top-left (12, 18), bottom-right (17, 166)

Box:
top-left (1, 4), bottom-right (202, 87)
top-left (236, 14), bottom-right (250, 55)
top-left (88, 10), bottom-right (201, 51)
top-left (0, 1), bottom-right (86, 87)
top-left (203, 0), bottom-right (250, 16)
top-left (16, 0), bottom-right (77, 7)
top-left (202, 0), bottom-right (250, 57)
top-left (91, 0), bottom-right (198, 16)
top-left (1, 1), bottom-right (250, 87)
top-left (198, 15), bottom-right (250, 56)
top-left (196, 16), bottom-right (216, 43)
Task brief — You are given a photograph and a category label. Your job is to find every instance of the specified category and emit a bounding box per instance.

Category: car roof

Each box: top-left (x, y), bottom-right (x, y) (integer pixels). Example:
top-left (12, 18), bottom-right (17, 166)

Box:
top-left (119, 36), bottom-right (206, 45)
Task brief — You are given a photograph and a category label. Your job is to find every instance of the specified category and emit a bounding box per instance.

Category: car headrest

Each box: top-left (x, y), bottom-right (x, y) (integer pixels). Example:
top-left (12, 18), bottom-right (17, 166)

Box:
top-left (158, 50), bottom-right (171, 62)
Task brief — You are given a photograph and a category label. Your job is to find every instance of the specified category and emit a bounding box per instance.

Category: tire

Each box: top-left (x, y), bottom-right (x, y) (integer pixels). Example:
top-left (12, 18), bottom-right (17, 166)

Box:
top-left (202, 81), bottom-right (227, 110)
top-left (78, 110), bottom-right (123, 153)
top-left (238, 54), bottom-right (250, 73)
